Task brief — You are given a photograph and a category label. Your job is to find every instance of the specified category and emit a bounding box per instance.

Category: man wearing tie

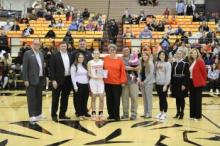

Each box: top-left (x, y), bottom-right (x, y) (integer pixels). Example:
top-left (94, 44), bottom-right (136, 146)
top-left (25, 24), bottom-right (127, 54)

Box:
top-left (22, 38), bottom-right (45, 122)
top-left (50, 42), bottom-right (73, 121)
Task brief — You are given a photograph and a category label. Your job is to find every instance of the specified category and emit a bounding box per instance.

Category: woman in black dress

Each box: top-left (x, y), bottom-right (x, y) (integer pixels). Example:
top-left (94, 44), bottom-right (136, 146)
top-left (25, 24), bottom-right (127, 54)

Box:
top-left (171, 48), bottom-right (189, 119)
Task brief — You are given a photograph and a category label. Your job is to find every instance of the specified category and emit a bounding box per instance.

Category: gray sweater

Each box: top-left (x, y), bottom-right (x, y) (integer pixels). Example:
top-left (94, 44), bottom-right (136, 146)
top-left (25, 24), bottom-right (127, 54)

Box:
top-left (155, 61), bottom-right (171, 86)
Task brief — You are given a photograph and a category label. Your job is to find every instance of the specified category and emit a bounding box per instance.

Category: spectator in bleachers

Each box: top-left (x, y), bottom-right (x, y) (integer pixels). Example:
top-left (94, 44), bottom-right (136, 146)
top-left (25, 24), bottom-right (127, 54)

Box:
top-left (17, 42), bottom-right (30, 65)
top-left (156, 21), bottom-right (165, 31)
top-left (82, 8), bottom-right (90, 20)
top-left (178, 42), bottom-right (190, 57)
top-left (22, 24), bottom-right (34, 37)
top-left (73, 39), bottom-right (92, 63)
top-left (160, 35), bottom-right (170, 53)
top-left (49, 19), bottom-right (56, 27)
top-left (20, 15), bottom-right (29, 24)
top-left (0, 52), bottom-right (12, 90)
top-left (198, 32), bottom-right (208, 44)
top-left (198, 12), bottom-right (206, 22)
top-left (193, 12), bottom-right (201, 22)
top-left (167, 16), bottom-right (177, 25)
top-left (96, 21), bottom-right (104, 31)
top-left (45, 11), bottom-right (54, 21)
top-left (217, 21), bottom-right (220, 32)
top-left (139, 26), bottom-right (152, 39)
top-left (85, 19), bottom-right (96, 31)
top-left (181, 32), bottom-right (189, 44)
top-left (11, 21), bottom-right (20, 31)
top-left (199, 22), bottom-right (209, 32)
top-left (29, 10), bottom-right (37, 20)
top-left (0, 31), bottom-right (9, 52)
top-left (63, 31), bottom-right (73, 45)
top-left (137, 10), bottom-right (146, 24)
top-left (45, 28), bottom-right (56, 38)
top-left (123, 27), bottom-right (134, 38)
top-left (166, 25), bottom-right (175, 35)
top-left (208, 63), bottom-right (220, 93)
top-left (7, 67), bottom-right (17, 90)
top-left (3, 21), bottom-right (11, 32)
top-left (131, 15), bottom-right (139, 24)
top-left (68, 21), bottom-right (79, 31)
top-left (56, 18), bottom-right (64, 28)
top-left (203, 53), bottom-right (213, 67)
top-left (56, 1), bottom-right (65, 9)
top-left (176, 0), bottom-right (185, 16)
top-left (66, 11), bottom-right (74, 21)
top-left (206, 31), bottom-right (218, 44)
top-left (185, 1), bottom-right (195, 16)
top-left (122, 8), bottom-right (132, 24)
top-left (163, 8), bottom-right (170, 16)
top-left (175, 25), bottom-right (184, 35)
top-left (108, 19), bottom-right (119, 44)
top-left (149, 0), bottom-right (159, 6)
top-left (78, 22), bottom-right (86, 31)
top-left (213, 44), bottom-right (220, 56)
top-left (148, 18), bottom-right (157, 31)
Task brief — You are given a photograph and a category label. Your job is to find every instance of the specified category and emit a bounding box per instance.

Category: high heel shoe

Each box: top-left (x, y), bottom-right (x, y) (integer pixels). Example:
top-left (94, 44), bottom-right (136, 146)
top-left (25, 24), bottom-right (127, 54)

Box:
top-left (179, 113), bottom-right (184, 119)
top-left (173, 113), bottom-right (180, 118)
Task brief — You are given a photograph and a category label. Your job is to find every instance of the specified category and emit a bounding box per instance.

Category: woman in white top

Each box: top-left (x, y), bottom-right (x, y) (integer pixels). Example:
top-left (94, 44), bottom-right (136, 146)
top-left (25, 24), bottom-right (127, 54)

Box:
top-left (71, 53), bottom-right (90, 120)
top-left (88, 49), bottom-right (105, 121)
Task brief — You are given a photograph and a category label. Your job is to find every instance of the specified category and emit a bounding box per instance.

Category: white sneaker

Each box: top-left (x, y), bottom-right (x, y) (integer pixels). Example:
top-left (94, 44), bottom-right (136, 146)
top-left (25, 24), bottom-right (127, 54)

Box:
top-left (36, 114), bottom-right (47, 121)
top-left (155, 113), bottom-right (162, 119)
top-left (30, 116), bottom-right (38, 122)
top-left (210, 89), bottom-right (213, 93)
top-left (91, 114), bottom-right (97, 121)
top-left (216, 89), bottom-right (219, 93)
top-left (159, 113), bottom-right (167, 120)
top-left (99, 113), bottom-right (105, 121)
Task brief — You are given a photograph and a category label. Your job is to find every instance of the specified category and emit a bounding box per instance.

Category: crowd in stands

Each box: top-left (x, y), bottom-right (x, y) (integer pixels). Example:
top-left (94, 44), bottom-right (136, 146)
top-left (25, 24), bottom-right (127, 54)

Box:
top-left (0, 0), bottom-right (107, 90)
top-left (121, 1), bottom-right (220, 94)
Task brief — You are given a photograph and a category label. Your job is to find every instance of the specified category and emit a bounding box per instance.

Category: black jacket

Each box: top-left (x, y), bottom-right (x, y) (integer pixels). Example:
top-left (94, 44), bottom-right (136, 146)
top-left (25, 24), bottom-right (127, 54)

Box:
top-left (49, 52), bottom-right (74, 85)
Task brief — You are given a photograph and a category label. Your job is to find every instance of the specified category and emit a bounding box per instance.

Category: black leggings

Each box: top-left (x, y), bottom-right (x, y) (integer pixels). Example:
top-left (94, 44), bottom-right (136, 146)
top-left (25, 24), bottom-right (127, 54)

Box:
top-left (156, 85), bottom-right (168, 113)
top-left (73, 83), bottom-right (89, 116)
top-left (176, 96), bottom-right (185, 114)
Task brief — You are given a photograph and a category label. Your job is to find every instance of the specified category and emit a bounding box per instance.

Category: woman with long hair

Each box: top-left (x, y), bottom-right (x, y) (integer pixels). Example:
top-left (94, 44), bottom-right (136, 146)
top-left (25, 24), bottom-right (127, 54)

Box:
top-left (188, 48), bottom-right (207, 121)
top-left (155, 51), bottom-right (171, 120)
top-left (140, 52), bottom-right (155, 118)
top-left (71, 53), bottom-right (90, 120)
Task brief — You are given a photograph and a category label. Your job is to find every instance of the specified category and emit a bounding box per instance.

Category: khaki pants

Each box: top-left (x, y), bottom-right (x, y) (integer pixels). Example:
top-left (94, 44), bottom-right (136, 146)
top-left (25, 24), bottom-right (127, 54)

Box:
top-left (121, 83), bottom-right (139, 117)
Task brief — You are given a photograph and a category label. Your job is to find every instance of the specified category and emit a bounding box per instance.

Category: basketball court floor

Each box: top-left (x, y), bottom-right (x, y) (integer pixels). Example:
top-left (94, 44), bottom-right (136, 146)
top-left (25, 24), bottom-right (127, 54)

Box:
top-left (0, 90), bottom-right (220, 146)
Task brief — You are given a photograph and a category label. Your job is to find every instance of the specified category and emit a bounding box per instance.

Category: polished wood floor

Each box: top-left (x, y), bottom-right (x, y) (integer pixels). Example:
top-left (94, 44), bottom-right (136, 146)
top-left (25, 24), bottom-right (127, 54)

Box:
top-left (0, 90), bottom-right (220, 146)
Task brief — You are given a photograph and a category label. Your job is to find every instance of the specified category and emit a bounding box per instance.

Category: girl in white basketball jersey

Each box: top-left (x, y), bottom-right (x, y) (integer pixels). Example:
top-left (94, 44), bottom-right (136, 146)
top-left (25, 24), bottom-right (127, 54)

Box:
top-left (88, 49), bottom-right (105, 121)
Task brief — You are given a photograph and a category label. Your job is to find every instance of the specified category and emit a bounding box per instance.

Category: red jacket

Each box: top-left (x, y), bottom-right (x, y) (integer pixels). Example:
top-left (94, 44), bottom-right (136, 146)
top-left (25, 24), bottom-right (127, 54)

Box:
top-left (191, 58), bottom-right (207, 87)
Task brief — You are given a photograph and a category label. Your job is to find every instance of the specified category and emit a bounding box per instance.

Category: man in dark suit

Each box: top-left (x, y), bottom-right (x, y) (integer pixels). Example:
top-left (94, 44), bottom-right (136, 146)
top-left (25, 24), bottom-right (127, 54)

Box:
top-left (50, 41), bottom-right (73, 121)
top-left (22, 38), bottom-right (45, 122)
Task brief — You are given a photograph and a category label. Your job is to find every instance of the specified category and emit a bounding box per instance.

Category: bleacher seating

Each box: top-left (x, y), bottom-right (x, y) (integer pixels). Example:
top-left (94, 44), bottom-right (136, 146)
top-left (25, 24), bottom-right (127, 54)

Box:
top-left (6, 15), bottom-right (105, 49)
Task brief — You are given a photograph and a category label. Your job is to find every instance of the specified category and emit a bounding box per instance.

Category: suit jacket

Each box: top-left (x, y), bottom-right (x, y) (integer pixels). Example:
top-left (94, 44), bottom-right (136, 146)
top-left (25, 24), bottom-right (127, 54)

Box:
top-left (50, 51), bottom-right (73, 85)
top-left (191, 58), bottom-right (207, 87)
top-left (22, 49), bottom-right (44, 85)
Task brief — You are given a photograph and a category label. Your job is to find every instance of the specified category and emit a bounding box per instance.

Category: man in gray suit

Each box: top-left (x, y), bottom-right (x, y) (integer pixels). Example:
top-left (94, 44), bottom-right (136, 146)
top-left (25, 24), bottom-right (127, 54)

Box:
top-left (22, 38), bottom-right (45, 122)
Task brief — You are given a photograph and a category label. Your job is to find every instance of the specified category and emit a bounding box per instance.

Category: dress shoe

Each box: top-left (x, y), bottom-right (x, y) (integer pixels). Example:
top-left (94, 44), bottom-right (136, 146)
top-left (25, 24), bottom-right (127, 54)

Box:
top-left (179, 113), bottom-right (184, 119)
top-left (84, 113), bottom-right (91, 117)
top-left (130, 116), bottom-right (137, 120)
top-left (52, 116), bottom-right (58, 122)
top-left (173, 113), bottom-right (180, 118)
top-left (59, 115), bottom-right (71, 120)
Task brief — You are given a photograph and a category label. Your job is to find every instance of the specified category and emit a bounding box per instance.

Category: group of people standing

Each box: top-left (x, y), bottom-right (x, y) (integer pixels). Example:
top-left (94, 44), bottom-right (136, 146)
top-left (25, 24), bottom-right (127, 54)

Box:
top-left (22, 38), bottom-right (207, 122)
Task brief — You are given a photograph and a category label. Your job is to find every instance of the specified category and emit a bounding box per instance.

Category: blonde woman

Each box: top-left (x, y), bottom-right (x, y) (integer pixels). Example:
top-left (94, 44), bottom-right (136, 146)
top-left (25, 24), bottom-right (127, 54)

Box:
top-left (140, 52), bottom-right (155, 118)
top-left (88, 49), bottom-right (105, 121)
top-left (188, 48), bottom-right (207, 121)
